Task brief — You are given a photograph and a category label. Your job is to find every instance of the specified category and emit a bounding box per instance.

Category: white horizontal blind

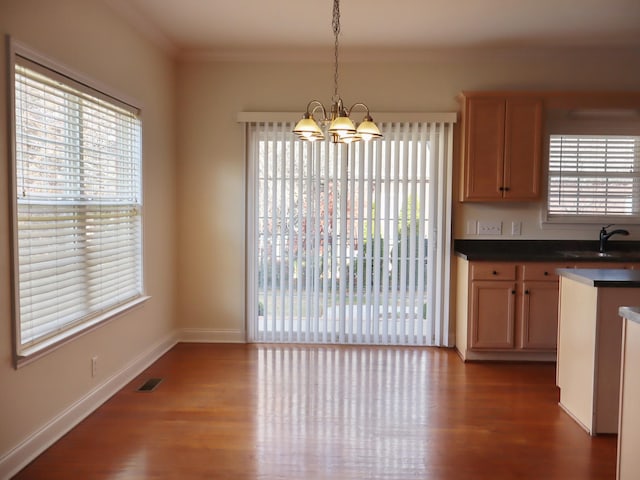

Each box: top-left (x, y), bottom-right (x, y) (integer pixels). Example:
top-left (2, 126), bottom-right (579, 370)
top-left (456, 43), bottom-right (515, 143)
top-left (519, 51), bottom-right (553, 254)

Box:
top-left (13, 58), bottom-right (143, 352)
top-left (548, 135), bottom-right (640, 218)
top-left (247, 119), bottom-right (454, 346)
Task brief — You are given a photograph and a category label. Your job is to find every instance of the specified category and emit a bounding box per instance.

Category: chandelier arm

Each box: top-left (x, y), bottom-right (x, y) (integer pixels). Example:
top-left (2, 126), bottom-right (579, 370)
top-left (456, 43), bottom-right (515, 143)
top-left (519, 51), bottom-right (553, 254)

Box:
top-left (345, 102), bottom-right (372, 117)
top-left (305, 100), bottom-right (328, 120)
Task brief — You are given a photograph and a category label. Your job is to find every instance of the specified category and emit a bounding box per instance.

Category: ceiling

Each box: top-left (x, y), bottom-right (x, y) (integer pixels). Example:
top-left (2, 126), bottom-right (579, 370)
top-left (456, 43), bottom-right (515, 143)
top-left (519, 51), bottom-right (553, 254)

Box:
top-left (103, 0), bottom-right (640, 59)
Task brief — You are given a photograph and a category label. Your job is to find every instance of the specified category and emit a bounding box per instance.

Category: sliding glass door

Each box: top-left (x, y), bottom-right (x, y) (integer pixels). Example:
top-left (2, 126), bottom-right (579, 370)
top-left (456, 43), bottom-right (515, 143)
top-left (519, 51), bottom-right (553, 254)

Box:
top-left (246, 118), bottom-right (454, 346)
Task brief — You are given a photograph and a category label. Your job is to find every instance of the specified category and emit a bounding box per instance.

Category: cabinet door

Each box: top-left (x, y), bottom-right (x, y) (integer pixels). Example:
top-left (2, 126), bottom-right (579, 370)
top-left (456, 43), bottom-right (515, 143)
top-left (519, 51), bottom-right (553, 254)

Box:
top-left (503, 98), bottom-right (542, 200)
top-left (521, 281), bottom-right (559, 350)
top-left (469, 280), bottom-right (516, 349)
top-left (463, 97), bottom-right (505, 201)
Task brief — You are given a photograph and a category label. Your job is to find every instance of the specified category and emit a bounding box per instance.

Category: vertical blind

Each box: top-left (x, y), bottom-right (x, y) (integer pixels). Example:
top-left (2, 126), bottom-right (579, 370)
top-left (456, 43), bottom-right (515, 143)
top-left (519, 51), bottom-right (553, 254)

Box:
top-left (13, 57), bottom-right (143, 352)
top-left (246, 118), bottom-right (454, 346)
top-left (548, 135), bottom-right (640, 218)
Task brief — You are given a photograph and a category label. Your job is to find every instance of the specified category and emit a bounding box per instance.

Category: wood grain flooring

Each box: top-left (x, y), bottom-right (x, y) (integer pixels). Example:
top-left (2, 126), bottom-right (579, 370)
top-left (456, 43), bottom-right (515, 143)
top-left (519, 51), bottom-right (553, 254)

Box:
top-left (14, 343), bottom-right (616, 479)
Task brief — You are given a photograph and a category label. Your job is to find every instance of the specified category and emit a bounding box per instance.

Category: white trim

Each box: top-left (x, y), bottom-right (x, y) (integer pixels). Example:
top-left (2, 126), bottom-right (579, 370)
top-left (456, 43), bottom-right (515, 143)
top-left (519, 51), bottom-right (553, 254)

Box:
top-left (181, 45), bottom-right (640, 64)
top-left (457, 348), bottom-right (556, 363)
top-left (9, 36), bottom-right (141, 111)
top-left (245, 124), bottom-right (258, 343)
top-left (0, 332), bottom-right (178, 480)
top-left (442, 122), bottom-right (454, 346)
top-left (237, 112), bottom-right (458, 124)
top-left (16, 296), bottom-right (151, 368)
top-left (179, 328), bottom-right (246, 343)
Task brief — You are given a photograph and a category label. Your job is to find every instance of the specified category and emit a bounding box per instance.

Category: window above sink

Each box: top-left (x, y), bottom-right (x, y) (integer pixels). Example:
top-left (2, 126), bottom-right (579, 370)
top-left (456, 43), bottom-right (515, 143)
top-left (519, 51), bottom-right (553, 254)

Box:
top-left (543, 108), bottom-right (640, 226)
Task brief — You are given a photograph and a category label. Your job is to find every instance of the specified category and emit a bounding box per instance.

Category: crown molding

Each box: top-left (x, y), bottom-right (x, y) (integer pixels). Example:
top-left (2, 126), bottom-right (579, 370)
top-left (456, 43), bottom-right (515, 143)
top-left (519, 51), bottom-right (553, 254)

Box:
top-left (101, 0), bottom-right (178, 57)
top-left (179, 45), bottom-right (640, 64)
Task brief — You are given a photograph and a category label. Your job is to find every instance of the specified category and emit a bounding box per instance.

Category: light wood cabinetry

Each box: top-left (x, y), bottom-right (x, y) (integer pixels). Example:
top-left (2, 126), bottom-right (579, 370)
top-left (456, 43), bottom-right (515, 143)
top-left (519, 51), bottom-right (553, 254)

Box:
top-left (468, 263), bottom-right (516, 349)
top-left (456, 259), bottom-right (566, 361)
top-left (456, 259), bottom-right (638, 361)
top-left (470, 280), bottom-right (517, 349)
top-left (460, 93), bottom-right (542, 202)
top-left (521, 264), bottom-right (561, 350)
top-left (521, 281), bottom-right (559, 350)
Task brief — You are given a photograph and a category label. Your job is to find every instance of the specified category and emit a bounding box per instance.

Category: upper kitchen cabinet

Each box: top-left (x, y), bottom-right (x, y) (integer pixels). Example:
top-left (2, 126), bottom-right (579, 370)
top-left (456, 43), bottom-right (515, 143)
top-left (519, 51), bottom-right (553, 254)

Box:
top-left (460, 93), bottom-right (542, 202)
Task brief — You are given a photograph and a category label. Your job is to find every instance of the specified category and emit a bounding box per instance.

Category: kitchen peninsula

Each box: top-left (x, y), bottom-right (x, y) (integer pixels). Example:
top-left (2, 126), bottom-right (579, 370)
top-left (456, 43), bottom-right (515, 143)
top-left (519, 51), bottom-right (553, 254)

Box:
top-left (617, 307), bottom-right (640, 479)
top-left (555, 269), bottom-right (640, 435)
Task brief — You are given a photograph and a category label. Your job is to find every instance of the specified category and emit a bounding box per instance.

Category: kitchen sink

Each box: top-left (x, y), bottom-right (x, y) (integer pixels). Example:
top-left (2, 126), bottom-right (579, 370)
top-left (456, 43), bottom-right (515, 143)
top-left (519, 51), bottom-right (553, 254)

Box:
top-left (560, 250), bottom-right (640, 260)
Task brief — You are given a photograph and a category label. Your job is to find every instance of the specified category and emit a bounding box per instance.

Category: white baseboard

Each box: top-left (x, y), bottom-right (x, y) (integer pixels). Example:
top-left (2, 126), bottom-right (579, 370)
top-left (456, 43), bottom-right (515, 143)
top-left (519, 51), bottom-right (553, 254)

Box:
top-left (179, 328), bottom-right (245, 343)
top-left (0, 332), bottom-right (178, 480)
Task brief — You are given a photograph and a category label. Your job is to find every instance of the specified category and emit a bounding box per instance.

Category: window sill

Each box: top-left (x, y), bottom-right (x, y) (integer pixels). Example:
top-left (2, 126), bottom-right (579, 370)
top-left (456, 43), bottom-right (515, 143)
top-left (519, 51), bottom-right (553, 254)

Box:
top-left (14, 295), bottom-right (151, 369)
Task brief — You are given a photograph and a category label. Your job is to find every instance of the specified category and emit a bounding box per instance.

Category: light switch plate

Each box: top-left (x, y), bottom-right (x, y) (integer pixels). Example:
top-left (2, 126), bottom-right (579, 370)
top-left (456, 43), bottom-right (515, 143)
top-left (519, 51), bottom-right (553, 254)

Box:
top-left (466, 220), bottom-right (477, 235)
top-left (511, 221), bottom-right (522, 236)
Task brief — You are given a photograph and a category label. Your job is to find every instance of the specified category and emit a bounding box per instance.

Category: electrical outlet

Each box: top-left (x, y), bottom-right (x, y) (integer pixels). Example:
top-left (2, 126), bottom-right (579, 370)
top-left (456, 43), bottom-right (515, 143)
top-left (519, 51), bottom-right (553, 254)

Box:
top-left (91, 356), bottom-right (98, 377)
top-left (478, 221), bottom-right (502, 235)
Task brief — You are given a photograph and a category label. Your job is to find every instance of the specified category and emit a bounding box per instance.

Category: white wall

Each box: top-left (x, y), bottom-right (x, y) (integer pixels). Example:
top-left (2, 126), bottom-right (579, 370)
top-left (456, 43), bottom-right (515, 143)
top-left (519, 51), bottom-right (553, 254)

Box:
top-left (175, 49), bottom-right (640, 334)
top-left (0, 0), bottom-right (177, 474)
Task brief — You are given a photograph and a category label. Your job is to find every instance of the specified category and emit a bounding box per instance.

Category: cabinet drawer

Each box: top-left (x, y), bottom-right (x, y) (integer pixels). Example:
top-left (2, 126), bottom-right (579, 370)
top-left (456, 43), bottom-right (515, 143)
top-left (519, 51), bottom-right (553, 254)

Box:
top-left (471, 263), bottom-right (516, 281)
top-left (522, 263), bottom-right (566, 282)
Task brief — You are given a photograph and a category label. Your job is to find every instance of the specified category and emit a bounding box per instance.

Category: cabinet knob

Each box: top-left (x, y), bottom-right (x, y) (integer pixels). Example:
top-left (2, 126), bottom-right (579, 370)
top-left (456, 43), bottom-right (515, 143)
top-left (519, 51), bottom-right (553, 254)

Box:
top-left (512, 290), bottom-right (516, 295)
top-left (525, 290), bottom-right (530, 294)
top-left (544, 271), bottom-right (549, 276)
top-left (504, 187), bottom-right (510, 192)
top-left (492, 270), bottom-right (498, 275)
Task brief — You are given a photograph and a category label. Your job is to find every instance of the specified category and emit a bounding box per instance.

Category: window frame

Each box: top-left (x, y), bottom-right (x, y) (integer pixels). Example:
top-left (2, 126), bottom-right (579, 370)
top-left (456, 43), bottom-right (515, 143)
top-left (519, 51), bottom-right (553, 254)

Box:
top-left (542, 110), bottom-right (640, 225)
top-left (7, 38), bottom-right (149, 367)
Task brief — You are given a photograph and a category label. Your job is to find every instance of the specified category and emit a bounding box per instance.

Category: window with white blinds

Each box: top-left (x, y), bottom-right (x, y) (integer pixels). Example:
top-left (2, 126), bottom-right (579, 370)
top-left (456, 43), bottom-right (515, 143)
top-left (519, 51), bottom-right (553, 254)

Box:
top-left (10, 52), bottom-right (144, 358)
top-left (246, 117), bottom-right (455, 346)
top-left (548, 135), bottom-right (640, 220)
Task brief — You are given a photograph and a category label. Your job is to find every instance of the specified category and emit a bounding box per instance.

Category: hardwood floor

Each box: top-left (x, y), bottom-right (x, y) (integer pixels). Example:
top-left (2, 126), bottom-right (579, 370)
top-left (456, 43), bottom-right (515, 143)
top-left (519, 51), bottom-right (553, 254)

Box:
top-left (14, 344), bottom-right (616, 479)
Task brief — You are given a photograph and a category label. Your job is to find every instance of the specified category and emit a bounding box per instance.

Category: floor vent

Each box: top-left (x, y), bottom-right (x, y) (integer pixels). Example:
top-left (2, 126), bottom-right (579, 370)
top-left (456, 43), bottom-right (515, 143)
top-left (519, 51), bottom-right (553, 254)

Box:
top-left (137, 378), bottom-right (163, 392)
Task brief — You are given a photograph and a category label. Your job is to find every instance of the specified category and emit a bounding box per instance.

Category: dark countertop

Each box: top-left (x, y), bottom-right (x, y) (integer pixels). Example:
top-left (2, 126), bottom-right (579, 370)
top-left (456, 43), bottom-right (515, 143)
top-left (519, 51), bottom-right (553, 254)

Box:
top-left (454, 240), bottom-right (640, 262)
top-left (619, 306), bottom-right (640, 324)
top-left (557, 268), bottom-right (640, 287)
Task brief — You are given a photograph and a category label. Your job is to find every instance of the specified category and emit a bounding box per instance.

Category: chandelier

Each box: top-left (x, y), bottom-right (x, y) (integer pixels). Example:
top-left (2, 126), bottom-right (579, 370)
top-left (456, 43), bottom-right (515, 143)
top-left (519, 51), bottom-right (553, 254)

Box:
top-left (293, 0), bottom-right (383, 144)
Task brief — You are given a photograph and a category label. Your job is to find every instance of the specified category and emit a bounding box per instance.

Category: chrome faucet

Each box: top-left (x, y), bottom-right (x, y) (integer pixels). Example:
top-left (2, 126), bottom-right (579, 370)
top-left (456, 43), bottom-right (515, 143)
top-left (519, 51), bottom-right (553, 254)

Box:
top-left (599, 224), bottom-right (630, 253)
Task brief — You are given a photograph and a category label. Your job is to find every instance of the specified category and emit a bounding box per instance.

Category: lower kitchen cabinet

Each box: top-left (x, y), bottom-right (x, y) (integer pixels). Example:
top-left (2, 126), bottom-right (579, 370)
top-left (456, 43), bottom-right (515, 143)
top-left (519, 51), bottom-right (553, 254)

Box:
top-left (456, 258), bottom-right (633, 361)
top-left (521, 280), bottom-right (559, 350)
top-left (470, 280), bottom-right (517, 349)
top-left (456, 259), bottom-right (567, 361)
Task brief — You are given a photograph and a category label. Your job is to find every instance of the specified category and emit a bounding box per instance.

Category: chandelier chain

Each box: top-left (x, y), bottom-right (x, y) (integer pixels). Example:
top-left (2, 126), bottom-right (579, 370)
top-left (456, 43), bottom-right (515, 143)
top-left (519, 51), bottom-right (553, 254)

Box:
top-left (332, 0), bottom-right (340, 101)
